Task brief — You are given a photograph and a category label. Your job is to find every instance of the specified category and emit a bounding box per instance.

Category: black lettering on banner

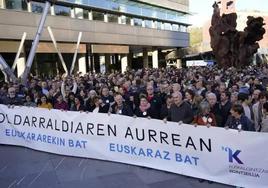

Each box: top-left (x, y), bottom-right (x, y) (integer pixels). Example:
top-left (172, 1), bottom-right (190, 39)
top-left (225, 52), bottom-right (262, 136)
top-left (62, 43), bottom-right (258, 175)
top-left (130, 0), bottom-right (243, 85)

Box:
top-left (32, 116), bottom-right (37, 127)
top-left (54, 119), bottom-right (60, 131)
top-left (13, 115), bottom-right (22, 125)
top-left (0, 113), bottom-right (5, 123)
top-left (200, 138), bottom-right (212, 152)
top-left (97, 124), bottom-right (105, 136)
top-left (47, 119), bottom-right (53, 130)
top-left (148, 129), bottom-right (157, 143)
top-left (23, 116), bottom-right (30, 126)
top-left (172, 134), bottom-right (181, 147)
top-left (39, 117), bottom-right (46, 128)
top-left (86, 123), bottom-right (94, 135)
top-left (135, 128), bottom-right (145, 141)
top-left (185, 137), bottom-right (197, 150)
top-left (107, 124), bottom-right (116, 137)
top-left (5, 114), bottom-right (11, 124)
top-left (75, 122), bottom-right (84, 134)
top-left (160, 131), bottom-right (169, 144)
top-left (125, 127), bottom-right (134, 140)
top-left (62, 121), bottom-right (69, 132)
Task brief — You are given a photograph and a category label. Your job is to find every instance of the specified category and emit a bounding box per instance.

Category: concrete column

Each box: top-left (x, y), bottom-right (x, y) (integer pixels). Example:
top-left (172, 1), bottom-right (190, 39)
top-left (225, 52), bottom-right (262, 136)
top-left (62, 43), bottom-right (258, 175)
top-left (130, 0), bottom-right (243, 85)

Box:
top-left (100, 55), bottom-right (105, 73)
top-left (104, 14), bottom-right (108, 22)
top-left (50, 5), bottom-right (55, 16)
top-left (121, 55), bottom-right (128, 73)
top-left (0, 0), bottom-right (5, 9)
top-left (143, 49), bottom-right (148, 68)
top-left (75, 8), bottom-right (83, 19)
top-left (27, 2), bottom-right (32, 12)
top-left (142, 20), bottom-right (145, 27)
top-left (130, 18), bottom-right (134, 26)
top-left (71, 8), bottom-right (75, 18)
top-left (17, 56), bottom-right (26, 77)
top-left (118, 16), bottom-right (122, 24)
top-left (152, 21), bottom-right (157, 29)
top-left (161, 22), bottom-right (165, 30)
top-left (88, 11), bottom-right (93, 20)
top-left (152, 50), bottom-right (158, 68)
top-left (176, 59), bottom-right (182, 69)
top-left (78, 55), bottom-right (86, 75)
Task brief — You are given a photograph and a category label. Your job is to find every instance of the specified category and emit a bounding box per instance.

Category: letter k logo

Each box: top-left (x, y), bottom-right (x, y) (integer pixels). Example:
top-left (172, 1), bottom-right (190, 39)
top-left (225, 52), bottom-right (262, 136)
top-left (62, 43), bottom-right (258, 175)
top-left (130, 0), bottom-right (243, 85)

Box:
top-left (228, 148), bottom-right (243, 164)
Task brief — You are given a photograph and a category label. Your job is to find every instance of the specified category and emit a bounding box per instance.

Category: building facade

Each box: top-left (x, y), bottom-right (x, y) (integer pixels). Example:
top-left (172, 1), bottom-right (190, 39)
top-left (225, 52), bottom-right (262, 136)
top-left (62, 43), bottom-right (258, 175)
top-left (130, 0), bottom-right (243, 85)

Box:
top-left (0, 0), bottom-right (190, 76)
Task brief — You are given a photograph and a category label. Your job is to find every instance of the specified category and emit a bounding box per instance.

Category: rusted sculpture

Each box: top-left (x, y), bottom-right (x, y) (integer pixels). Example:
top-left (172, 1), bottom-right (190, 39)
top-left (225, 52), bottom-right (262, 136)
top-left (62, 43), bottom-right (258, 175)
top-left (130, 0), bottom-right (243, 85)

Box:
top-left (209, 1), bottom-right (266, 68)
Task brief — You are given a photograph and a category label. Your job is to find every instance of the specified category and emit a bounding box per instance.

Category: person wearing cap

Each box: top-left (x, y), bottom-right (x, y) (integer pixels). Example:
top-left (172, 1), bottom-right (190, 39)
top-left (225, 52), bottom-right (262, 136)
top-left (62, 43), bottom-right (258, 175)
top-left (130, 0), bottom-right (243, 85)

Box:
top-left (225, 104), bottom-right (255, 131)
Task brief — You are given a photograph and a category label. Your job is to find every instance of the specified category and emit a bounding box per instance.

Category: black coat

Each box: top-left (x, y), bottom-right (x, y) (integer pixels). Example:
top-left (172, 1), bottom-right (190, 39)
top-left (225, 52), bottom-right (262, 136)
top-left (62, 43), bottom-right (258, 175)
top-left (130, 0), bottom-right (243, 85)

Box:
top-left (147, 95), bottom-right (162, 119)
top-left (168, 102), bottom-right (194, 124)
top-left (111, 103), bottom-right (133, 117)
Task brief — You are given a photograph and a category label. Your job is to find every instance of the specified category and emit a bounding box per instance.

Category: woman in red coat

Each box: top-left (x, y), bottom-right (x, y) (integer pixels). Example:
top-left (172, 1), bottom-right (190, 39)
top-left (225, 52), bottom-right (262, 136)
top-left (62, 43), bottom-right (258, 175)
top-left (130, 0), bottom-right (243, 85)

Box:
top-left (194, 101), bottom-right (217, 126)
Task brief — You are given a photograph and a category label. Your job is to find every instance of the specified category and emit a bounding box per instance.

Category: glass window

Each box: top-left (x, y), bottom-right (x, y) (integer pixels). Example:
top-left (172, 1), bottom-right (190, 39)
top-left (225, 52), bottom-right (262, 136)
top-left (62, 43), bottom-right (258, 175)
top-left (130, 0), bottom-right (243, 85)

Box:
top-left (109, 1), bottom-right (119, 11)
top-left (156, 9), bottom-right (166, 20)
top-left (172, 24), bottom-right (179, 31)
top-left (89, 0), bottom-right (109, 9)
top-left (125, 2), bottom-right (140, 15)
top-left (92, 11), bottom-right (104, 21)
top-left (141, 5), bottom-right (153, 17)
top-left (107, 13), bottom-right (118, 23)
top-left (164, 23), bottom-right (172, 31)
top-left (55, 5), bottom-right (71, 17)
top-left (83, 9), bottom-right (89, 19)
top-left (31, 1), bottom-right (44, 14)
top-left (120, 15), bottom-right (131, 25)
top-left (156, 21), bottom-right (162, 30)
top-left (133, 18), bottom-right (142, 27)
top-left (5, 0), bottom-right (27, 11)
top-left (145, 20), bottom-right (153, 28)
top-left (167, 10), bottom-right (176, 21)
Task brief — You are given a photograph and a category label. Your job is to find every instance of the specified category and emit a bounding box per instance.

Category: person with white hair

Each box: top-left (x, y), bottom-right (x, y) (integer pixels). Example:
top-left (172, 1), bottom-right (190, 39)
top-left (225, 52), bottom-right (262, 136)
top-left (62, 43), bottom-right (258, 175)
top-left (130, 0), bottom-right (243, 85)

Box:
top-left (207, 92), bottom-right (222, 126)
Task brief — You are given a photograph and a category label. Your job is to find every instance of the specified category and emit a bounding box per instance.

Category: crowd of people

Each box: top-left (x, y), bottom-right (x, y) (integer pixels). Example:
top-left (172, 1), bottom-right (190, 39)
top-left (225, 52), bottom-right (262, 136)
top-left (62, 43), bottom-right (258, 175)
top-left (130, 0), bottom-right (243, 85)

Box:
top-left (1, 65), bottom-right (268, 132)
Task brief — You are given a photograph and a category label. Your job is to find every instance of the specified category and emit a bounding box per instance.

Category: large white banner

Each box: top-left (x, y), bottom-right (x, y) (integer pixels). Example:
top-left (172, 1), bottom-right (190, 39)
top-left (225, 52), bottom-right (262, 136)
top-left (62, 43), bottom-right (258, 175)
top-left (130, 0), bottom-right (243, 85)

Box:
top-left (0, 104), bottom-right (268, 187)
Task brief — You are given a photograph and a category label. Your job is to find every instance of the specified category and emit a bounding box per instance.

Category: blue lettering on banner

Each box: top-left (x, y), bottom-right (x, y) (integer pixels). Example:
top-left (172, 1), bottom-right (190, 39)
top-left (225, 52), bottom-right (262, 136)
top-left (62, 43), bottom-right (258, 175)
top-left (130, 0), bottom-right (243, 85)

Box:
top-left (109, 143), bottom-right (171, 160)
top-left (5, 128), bottom-right (87, 149)
top-left (109, 143), bottom-right (199, 165)
top-left (175, 153), bottom-right (199, 166)
top-left (222, 146), bottom-right (243, 164)
top-left (68, 139), bottom-right (87, 148)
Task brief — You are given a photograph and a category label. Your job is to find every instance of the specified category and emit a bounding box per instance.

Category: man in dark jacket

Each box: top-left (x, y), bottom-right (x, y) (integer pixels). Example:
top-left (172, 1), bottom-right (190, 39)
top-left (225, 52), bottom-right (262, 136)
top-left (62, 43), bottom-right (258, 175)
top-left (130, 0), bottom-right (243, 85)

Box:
top-left (225, 104), bottom-right (255, 131)
top-left (168, 92), bottom-right (194, 124)
top-left (146, 85), bottom-right (162, 119)
top-left (219, 91), bottom-right (232, 127)
top-left (111, 94), bottom-right (133, 116)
